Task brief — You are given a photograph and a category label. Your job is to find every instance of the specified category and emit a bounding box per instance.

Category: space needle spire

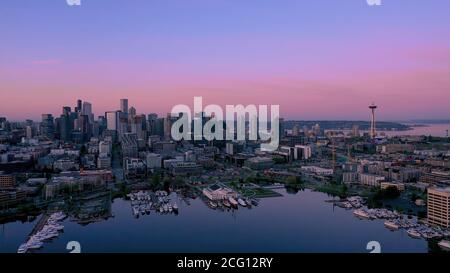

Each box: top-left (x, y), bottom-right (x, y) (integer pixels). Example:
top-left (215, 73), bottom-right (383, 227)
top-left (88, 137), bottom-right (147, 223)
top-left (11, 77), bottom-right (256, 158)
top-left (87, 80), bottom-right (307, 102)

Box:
top-left (369, 103), bottom-right (377, 139)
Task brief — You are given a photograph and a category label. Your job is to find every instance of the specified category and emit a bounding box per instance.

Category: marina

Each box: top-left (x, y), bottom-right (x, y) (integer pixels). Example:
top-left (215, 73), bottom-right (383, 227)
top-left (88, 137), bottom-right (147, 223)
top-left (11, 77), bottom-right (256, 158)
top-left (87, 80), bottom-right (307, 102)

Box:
top-left (127, 191), bottom-right (179, 217)
top-left (17, 212), bottom-right (66, 253)
top-left (350, 201), bottom-right (450, 241)
top-left (0, 189), bottom-right (437, 253)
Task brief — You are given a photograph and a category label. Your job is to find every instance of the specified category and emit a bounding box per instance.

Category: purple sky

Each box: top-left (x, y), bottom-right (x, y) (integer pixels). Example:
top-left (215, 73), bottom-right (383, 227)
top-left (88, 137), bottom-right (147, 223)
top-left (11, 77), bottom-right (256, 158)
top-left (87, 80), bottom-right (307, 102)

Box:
top-left (1, 0), bottom-right (450, 121)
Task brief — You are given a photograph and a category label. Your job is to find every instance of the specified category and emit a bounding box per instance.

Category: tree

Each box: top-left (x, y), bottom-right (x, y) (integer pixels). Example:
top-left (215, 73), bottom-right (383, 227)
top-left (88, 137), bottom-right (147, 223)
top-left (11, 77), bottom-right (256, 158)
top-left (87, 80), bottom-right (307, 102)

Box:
top-left (151, 174), bottom-right (161, 188)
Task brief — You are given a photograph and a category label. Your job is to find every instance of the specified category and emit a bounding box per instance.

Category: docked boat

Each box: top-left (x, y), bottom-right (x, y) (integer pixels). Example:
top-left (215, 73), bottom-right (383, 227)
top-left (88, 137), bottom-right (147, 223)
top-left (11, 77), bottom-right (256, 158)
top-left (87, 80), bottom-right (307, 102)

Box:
top-left (132, 206), bottom-right (139, 217)
top-left (173, 203), bottom-right (178, 211)
top-left (251, 199), bottom-right (259, 206)
top-left (384, 221), bottom-right (399, 230)
top-left (353, 209), bottom-right (370, 220)
top-left (159, 206), bottom-right (164, 213)
top-left (237, 198), bottom-right (247, 207)
top-left (27, 241), bottom-right (44, 250)
top-left (209, 201), bottom-right (218, 209)
top-left (223, 200), bottom-right (231, 208)
top-left (244, 199), bottom-right (252, 207)
top-left (228, 197), bottom-right (238, 208)
top-left (17, 244), bottom-right (28, 254)
top-left (168, 204), bottom-right (173, 212)
top-left (438, 240), bottom-right (450, 251)
top-left (407, 229), bottom-right (422, 239)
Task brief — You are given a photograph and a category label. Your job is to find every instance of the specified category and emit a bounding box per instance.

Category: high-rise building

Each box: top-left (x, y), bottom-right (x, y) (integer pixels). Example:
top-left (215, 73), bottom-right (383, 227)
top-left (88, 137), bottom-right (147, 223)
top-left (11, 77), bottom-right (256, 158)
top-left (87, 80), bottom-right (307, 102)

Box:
top-left (40, 114), bottom-right (55, 139)
top-left (106, 111), bottom-right (118, 131)
top-left (428, 187), bottom-right (450, 228)
top-left (76, 99), bottom-right (82, 113)
top-left (121, 133), bottom-right (138, 158)
top-left (129, 106), bottom-right (136, 119)
top-left (82, 101), bottom-right (94, 123)
top-left (120, 99), bottom-right (128, 114)
top-left (59, 106), bottom-right (74, 141)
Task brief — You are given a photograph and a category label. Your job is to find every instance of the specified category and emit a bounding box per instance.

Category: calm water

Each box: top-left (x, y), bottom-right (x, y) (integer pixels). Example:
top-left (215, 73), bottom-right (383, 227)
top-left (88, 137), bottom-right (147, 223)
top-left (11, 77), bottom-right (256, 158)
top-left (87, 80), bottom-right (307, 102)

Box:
top-left (0, 189), bottom-right (428, 253)
top-left (381, 124), bottom-right (450, 138)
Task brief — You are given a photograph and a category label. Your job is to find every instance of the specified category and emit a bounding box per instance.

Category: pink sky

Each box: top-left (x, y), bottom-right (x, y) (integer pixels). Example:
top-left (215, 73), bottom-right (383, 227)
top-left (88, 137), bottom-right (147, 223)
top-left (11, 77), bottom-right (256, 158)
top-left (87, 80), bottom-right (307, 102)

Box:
top-left (1, 1), bottom-right (450, 121)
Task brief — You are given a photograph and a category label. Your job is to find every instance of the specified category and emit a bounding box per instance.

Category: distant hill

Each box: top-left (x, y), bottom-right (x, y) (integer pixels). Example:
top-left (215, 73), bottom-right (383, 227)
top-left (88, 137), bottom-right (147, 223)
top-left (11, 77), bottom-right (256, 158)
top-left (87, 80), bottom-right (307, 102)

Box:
top-left (284, 120), bottom-right (410, 131)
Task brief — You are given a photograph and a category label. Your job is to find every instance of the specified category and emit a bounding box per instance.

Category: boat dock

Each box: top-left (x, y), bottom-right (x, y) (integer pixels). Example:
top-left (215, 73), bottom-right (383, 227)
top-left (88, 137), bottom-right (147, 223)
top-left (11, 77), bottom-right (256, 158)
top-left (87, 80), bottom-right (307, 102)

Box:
top-left (28, 213), bottom-right (50, 238)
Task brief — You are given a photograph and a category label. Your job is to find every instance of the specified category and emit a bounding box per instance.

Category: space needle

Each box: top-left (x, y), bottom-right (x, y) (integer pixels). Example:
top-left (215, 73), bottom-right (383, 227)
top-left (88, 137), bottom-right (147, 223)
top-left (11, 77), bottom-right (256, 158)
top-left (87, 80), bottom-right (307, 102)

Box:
top-left (369, 103), bottom-right (377, 139)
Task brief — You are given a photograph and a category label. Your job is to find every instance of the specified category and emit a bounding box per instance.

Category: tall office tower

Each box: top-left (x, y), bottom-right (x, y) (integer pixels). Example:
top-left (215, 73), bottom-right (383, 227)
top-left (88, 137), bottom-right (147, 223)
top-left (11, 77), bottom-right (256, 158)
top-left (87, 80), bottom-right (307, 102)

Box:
top-left (352, 124), bottom-right (360, 137)
top-left (164, 113), bottom-right (173, 140)
top-left (428, 187), bottom-right (450, 228)
top-left (92, 121), bottom-right (100, 138)
top-left (62, 106), bottom-right (71, 116)
top-left (78, 114), bottom-right (91, 141)
top-left (147, 113), bottom-right (157, 135)
top-left (106, 111), bottom-right (118, 131)
top-left (369, 103), bottom-right (377, 139)
top-left (121, 133), bottom-right (138, 158)
top-left (129, 106), bottom-right (136, 119)
top-left (59, 106), bottom-right (74, 141)
top-left (117, 111), bottom-right (129, 140)
top-left (131, 114), bottom-right (147, 140)
top-left (82, 101), bottom-right (94, 123)
top-left (76, 99), bottom-right (82, 113)
top-left (97, 116), bottom-right (107, 135)
top-left (120, 99), bottom-right (128, 114)
top-left (154, 117), bottom-right (165, 137)
top-left (148, 113), bottom-right (158, 121)
top-left (41, 114), bottom-right (55, 139)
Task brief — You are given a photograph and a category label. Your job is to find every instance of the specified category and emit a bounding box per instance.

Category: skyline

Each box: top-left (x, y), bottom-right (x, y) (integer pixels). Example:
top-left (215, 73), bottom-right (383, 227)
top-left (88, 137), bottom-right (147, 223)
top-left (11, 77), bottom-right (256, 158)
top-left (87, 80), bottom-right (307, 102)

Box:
top-left (1, 0), bottom-right (450, 120)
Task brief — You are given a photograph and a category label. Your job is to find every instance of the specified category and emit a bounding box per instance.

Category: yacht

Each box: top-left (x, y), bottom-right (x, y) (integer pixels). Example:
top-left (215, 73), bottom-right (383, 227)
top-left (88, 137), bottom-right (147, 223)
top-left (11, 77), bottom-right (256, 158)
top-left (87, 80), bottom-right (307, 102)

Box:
top-left (228, 197), bottom-right (238, 208)
top-left (223, 200), bottom-right (231, 208)
top-left (27, 241), bottom-right (43, 250)
top-left (384, 221), bottom-right (399, 230)
top-left (438, 240), bottom-right (450, 251)
top-left (208, 201), bottom-right (217, 209)
top-left (407, 229), bottom-right (422, 239)
top-left (353, 209), bottom-right (370, 220)
top-left (17, 244), bottom-right (28, 254)
top-left (237, 198), bottom-right (247, 207)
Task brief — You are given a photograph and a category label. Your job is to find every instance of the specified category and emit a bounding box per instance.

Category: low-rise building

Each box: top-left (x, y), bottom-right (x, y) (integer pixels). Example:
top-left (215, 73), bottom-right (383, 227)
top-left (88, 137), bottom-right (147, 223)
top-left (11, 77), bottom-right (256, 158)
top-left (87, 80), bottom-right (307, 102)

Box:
top-left (301, 166), bottom-right (334, 176)
top-left (380, 182), bottom-right (405, 191)
top-left (244, 157), bottom-right (274, 170)
top-left (0, 174), bottom-right (16, 188)
top-left (97, 154), bottom-right (111, 169)
top-left (359, 173), bottom-right (385, 187)
top-left (202, 184), bottom-right (237, 201)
